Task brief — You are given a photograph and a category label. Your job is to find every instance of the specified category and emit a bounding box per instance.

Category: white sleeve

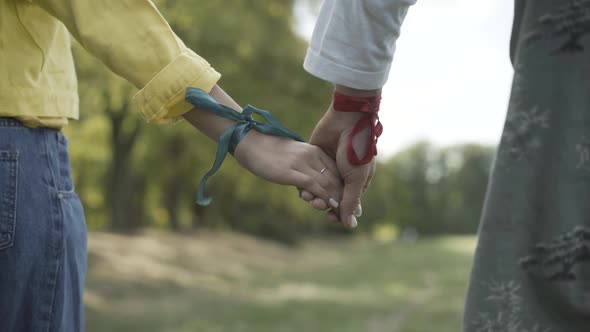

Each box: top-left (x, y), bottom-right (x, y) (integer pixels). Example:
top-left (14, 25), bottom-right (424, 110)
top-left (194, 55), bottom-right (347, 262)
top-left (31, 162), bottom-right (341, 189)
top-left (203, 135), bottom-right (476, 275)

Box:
top-left (304, 0), bottom-right (416, 90)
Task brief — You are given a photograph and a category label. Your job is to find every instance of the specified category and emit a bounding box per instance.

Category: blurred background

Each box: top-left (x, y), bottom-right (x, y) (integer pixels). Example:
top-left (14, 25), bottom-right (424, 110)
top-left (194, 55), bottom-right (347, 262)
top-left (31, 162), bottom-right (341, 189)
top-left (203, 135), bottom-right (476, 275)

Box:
top-left (70, 0), bottom-right (514, 331)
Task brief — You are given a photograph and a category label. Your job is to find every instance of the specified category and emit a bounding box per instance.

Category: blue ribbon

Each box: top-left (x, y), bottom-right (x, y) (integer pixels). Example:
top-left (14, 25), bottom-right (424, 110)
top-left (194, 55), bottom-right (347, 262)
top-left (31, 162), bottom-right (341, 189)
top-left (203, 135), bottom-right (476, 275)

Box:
top-left (185, 87), bottom-right (305, 206)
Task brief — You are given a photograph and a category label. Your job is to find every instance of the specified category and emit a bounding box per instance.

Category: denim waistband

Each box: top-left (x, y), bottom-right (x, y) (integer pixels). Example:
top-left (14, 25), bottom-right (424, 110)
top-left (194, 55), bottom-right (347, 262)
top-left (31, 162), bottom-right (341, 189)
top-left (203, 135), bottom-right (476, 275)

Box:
top-left (0, 118), bottom-right (24, 128)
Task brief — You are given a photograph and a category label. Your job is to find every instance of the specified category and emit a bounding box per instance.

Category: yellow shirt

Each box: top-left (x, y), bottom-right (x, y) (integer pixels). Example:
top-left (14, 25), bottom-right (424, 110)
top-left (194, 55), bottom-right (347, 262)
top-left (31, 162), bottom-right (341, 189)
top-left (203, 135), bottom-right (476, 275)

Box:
top-left (0, 0), bottom-right (221, 128)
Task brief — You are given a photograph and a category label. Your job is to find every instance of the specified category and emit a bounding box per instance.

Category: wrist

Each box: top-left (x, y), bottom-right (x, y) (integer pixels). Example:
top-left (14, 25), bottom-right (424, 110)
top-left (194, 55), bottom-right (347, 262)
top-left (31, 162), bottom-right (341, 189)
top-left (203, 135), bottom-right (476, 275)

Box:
top-left (327, 89), bottom-right (382, 130)
top-left (324, 105), bottom-right (365, 131)
top-left (331, 89), bottom-right (382, 165)
top-left (334, 84), bottom-right (381, 98)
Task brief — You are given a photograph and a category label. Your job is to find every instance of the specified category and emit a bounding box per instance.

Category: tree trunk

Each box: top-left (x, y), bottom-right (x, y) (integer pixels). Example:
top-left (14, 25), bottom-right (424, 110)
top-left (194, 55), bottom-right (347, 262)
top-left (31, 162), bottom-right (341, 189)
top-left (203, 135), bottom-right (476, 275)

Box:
top-left (106, 101), bottom-right (144, 232)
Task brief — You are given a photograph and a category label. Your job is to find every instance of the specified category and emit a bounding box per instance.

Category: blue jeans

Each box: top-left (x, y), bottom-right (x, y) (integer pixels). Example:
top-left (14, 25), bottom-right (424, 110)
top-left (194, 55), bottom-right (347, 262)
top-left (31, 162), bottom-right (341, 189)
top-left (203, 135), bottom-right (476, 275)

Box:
top-left (0, 118), bottom-right (87, 332)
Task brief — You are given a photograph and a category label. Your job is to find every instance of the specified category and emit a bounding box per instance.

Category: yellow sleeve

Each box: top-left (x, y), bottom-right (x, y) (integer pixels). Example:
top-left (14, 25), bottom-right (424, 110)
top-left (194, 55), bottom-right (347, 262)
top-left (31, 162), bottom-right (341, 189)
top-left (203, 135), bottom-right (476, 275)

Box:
top-left (31, 0), bottom-right (221, 123)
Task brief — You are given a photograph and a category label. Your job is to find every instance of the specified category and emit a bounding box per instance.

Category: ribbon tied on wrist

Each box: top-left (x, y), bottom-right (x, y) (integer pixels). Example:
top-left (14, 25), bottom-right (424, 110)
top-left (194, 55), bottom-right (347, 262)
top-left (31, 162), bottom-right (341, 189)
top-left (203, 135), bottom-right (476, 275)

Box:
top-left (332, 91), bottom-right (383, 165)
top-left (185, 87), bottom-right (304, 206)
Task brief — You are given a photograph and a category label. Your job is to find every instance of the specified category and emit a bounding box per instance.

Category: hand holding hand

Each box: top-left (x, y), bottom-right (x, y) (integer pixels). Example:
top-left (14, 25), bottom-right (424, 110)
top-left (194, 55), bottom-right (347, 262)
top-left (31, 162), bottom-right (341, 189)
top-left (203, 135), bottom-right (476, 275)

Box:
top-left (234, 129), bottom-right (343, 209)
top-left (183, 85), bottom-right (342, 208)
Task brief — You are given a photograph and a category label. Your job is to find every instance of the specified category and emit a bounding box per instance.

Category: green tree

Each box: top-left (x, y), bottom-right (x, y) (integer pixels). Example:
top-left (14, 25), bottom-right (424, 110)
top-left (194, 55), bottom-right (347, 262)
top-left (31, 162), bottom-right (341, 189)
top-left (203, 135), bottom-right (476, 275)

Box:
top-left (363, 142), bottom-right (495, 235)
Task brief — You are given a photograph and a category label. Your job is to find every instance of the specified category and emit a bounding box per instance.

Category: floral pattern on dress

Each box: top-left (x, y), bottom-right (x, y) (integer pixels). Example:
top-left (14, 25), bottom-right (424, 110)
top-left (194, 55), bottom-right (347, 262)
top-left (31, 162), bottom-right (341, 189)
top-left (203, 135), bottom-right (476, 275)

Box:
top-left (575, 135), bottom-right (590, 172)
top-left (497, 64), bottom-right (551, 166)
top-left (501, 106), bottom-right (550, 161)
top-left (472, 281), bottom-right (551, 332)
top-left (519, 226), bottom-right (590, 281)
top-left (526, 0), bottom-right (590, 54)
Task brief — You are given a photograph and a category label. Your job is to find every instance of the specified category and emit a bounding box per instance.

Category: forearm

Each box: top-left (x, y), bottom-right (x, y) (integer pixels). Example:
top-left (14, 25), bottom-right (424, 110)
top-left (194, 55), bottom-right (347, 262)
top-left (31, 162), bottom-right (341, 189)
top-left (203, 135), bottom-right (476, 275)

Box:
top-left (181, 85), bottom-right (243, 142)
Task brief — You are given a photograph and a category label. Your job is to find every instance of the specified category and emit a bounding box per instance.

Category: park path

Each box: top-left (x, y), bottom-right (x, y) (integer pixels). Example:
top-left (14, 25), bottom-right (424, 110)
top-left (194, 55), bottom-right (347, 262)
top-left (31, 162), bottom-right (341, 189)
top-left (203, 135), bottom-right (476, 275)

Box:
top-left (366, 273), bottom-right (436, 332)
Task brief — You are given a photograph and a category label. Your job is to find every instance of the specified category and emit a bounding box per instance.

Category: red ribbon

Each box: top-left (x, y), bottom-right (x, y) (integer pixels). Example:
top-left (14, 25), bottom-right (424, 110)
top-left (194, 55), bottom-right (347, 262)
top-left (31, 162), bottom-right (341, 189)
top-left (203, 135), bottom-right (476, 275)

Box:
top-left (332, 91), bottom-right (382, 165)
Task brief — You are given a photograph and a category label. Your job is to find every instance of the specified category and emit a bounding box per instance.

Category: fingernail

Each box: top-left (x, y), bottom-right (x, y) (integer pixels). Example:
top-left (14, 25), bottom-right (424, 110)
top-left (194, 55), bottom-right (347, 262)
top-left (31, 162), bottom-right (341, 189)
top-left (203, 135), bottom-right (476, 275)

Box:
top-left (329, 198), bottom-right (339, 209)
top-left (348, 215), bottom-right (358, 228)
top-left (354, 205), bottom-right (362, 217)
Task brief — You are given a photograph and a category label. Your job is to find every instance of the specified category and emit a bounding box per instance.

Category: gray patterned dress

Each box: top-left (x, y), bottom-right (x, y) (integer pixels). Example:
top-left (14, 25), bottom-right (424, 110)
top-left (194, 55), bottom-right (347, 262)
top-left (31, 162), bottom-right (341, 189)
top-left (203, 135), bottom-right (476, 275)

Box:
top-left (463, 1), bottom-right (590, 331)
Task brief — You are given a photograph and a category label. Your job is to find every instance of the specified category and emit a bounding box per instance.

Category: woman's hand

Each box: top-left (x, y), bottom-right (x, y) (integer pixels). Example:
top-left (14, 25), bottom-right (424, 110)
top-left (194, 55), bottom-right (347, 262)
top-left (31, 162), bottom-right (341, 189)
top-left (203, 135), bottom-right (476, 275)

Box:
top-left (233, 130), bottom-right (343, 210)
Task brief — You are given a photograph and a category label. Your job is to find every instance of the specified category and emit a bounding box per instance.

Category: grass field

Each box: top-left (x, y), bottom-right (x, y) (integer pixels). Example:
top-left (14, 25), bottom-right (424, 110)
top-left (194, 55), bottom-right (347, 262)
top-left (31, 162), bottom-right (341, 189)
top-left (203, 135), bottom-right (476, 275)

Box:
top-left (84, 231), bottom-right (476, 332)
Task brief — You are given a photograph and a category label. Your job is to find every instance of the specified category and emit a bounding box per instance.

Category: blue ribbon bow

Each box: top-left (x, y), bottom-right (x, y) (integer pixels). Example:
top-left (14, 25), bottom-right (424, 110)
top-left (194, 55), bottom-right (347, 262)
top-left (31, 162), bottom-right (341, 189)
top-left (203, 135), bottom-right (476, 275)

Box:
top-left (185, 87), bottom-right (305, 206)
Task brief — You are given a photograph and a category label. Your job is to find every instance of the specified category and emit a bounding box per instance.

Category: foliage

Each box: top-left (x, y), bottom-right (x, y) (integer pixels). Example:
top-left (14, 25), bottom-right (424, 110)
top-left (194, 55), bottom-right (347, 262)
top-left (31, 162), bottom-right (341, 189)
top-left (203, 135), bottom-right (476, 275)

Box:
top-left (363, 142), bottom-right (495, 235)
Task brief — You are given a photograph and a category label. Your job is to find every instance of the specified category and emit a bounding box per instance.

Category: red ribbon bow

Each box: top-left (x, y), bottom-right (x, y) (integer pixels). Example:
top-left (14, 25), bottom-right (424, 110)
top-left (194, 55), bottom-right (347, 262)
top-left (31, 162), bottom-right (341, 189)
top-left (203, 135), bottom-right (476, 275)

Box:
top-left (333, 91), bottom-right (382, 165)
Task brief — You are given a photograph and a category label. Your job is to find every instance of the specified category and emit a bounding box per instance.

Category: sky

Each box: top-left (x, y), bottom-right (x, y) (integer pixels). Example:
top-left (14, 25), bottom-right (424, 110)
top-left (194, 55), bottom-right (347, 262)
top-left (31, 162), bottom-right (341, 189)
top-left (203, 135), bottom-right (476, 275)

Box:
top-left (295, 0), bottom-right (516, 158)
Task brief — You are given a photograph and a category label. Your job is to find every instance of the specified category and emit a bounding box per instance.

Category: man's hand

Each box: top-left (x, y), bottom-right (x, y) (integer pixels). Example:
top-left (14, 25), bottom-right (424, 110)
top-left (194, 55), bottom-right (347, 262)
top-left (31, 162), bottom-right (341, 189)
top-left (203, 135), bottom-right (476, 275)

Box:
top-left (301, 86), bottom-right (380, 228)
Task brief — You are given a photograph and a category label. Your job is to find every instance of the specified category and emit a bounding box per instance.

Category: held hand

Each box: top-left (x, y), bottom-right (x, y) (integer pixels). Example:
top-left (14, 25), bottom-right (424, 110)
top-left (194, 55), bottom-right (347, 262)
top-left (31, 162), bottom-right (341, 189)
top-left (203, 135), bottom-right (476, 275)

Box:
top-left (303, 105), bottom-right (376, 228)
top-left (182, 85), bottom-right (342, 208)
top-left (233, 130), bottom-right (343, 208)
